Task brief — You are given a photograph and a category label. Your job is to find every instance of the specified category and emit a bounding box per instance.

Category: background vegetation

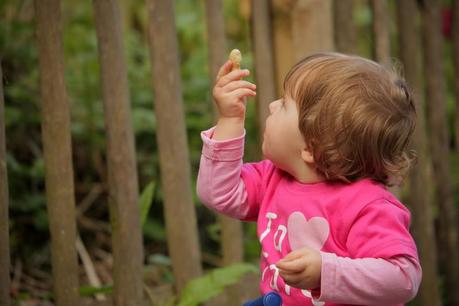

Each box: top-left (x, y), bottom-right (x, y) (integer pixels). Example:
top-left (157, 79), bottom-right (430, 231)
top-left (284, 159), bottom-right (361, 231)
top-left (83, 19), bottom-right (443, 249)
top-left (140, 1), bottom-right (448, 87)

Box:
top-left (1, 0), bottom-right (458, 305)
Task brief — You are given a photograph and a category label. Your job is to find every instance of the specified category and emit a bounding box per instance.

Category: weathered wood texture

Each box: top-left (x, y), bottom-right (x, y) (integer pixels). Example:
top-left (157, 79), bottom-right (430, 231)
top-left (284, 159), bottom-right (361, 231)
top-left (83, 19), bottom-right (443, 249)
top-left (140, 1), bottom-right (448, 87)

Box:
top-left (205, 0), bottom-right (227, 91)
top-left (333, 0), bottom-right (357, 54)
top-left (396, 1), bottom-right (441, 305)
top-left (370, 0), bottom-right (400, 196)
top-left (205, 0), bottom-right (244, 266)
top-left (421, 1), bottom-right (459, 305)
top-left (272, 0), bottom-right (334, 94)
top-left (370, 0), bottom-right (391, 66)
top-left (291, 0), bottom-right (334, 61)
top-left (93, 1), bottom-right (144, 305)
top-left (0, 60), bottom-right (11, 306)
top-left (34, 0), bottom-right (80, 305)
top-left (205, 0), bottom-right (227, 118)
top-left (146, 0), bottom-right (203, 293)
top-left (252, 0), bottom-right (277, 137)
top-left (453, 0), bottom-right (459, 151)
top-left (272, 0), bottom-right (294, 94)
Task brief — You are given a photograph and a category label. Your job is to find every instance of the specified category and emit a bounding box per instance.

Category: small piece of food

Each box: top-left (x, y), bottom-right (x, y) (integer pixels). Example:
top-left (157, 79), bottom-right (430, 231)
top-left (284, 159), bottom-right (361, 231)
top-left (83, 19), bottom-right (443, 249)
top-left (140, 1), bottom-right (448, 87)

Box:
top-left (229, 49), bottom-right (242, 71)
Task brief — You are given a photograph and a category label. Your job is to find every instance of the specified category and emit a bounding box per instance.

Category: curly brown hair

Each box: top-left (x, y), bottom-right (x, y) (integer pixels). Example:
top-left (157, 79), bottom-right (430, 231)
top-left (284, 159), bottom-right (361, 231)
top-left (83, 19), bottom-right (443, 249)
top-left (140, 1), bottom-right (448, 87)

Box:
top-left (283, 53), bottom-right (416, 186)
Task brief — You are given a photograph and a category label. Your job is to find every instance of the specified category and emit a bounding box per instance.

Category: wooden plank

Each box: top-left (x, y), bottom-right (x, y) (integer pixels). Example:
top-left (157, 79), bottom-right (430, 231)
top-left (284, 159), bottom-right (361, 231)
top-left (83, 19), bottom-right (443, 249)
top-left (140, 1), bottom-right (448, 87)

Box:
top-left (272, 0), bottom-right (334, 93)
top-left (291, 0), bottom-right (334, 61)
top-left (252, 0), bottom-right (277, 137)
top-left (205, 0), bottom-right (227, 93)
top-left (396, 1), bottom-right (441, 305)
top-left (421, 1), bottom-right (459, 305)
top-left (145, 0), bottom-right (202, 294)
top-left (93, 1), bottom-right (144, 305)
top-left (453, 0), bottom-right (459, 151)
top-left (34, 0), bottom-right (80, 305)
top-left (204, 0), bottom-right (244, 268)
top-left (272, 0), bottom-right (295, 94)
top-left (370, 0), bottom-right (391, 66)
top-left (0, 59), bottom-right (11, 306)
top-left (333, 0), bottom-right (357, 54)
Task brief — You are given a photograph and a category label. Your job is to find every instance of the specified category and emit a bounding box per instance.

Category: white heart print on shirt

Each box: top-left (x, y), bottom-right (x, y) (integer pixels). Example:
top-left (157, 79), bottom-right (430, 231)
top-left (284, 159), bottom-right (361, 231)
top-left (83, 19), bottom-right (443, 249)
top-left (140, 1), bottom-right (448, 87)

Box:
top-left (287, 211), bottom-right (330, 306)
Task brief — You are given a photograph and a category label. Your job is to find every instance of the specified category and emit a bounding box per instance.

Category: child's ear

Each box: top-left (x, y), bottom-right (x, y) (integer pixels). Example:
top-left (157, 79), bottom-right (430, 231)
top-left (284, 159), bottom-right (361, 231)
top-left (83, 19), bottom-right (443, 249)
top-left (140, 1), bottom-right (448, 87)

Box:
top-left (301, 148), bottom-right (314, 164)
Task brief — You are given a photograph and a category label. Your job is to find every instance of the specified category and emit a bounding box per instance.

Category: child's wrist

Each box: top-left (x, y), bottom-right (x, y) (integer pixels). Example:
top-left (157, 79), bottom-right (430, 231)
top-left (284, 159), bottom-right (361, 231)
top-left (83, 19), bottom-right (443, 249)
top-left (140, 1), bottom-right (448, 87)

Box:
top-left (213, 117), bottom-right (245, 140)
top-left (217, 116), bottom-right (245, 125)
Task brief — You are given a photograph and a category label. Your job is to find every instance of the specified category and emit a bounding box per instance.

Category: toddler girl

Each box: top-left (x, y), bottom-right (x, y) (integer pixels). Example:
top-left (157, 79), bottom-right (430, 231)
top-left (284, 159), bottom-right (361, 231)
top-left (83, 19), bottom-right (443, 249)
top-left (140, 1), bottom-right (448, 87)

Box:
top-left (197, 53), bottom-right (421, 306)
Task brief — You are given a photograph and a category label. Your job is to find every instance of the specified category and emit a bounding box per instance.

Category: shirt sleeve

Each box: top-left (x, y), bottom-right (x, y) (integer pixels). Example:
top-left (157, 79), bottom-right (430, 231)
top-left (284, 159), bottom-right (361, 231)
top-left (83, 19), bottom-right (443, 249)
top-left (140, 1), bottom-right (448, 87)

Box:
top-left (345, 199), bottom-right (419, 260)
top-left (196, 127), bottom-right (267, 221)
top-left (312, 253), bottom-right (422, 305)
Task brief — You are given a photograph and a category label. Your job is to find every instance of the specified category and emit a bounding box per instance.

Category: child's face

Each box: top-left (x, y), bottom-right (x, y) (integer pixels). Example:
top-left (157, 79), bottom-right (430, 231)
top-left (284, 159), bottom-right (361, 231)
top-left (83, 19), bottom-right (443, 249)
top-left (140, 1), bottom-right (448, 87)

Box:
top-left (262, 97), bottom-right (307, 173)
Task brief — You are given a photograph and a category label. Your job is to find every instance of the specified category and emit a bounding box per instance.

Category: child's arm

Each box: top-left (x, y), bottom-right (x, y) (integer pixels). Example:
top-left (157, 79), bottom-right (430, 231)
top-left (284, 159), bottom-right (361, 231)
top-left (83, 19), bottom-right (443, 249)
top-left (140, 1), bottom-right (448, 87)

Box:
top-left (197, 127), bottom-right (248, 219)
top-left (277, 249), bottom-right (421, 305)
top-left (197, 55), bottom-right (262, 220)
top-left (314, 253), bottom-right (421, 304)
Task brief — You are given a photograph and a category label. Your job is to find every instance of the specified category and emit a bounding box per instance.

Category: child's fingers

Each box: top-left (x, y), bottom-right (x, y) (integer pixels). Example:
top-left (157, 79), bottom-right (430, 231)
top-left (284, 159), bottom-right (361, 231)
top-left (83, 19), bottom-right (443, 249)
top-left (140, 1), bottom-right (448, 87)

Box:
top-left (230, 88), bottom-right (256, 99)
top-left (222, 80), bottom-right (256, 92)
top-left (216, 60), bottom-right (233, 81)
top-left (216, 69), bottom-right (250, 88)
top-left (279, 270), bottom-right (304, 286)
top-left (277, 249), bottom-right (303, 264)
top-left (276, 257), bottom-right (306, 273)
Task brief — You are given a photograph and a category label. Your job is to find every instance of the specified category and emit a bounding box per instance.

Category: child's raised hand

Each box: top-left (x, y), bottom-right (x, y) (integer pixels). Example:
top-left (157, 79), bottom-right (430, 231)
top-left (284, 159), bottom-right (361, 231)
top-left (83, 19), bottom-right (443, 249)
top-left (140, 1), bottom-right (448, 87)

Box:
top-left (212, 60), bottom-right (256, 120)
top-left (276, 247), bottom-right (322, 290)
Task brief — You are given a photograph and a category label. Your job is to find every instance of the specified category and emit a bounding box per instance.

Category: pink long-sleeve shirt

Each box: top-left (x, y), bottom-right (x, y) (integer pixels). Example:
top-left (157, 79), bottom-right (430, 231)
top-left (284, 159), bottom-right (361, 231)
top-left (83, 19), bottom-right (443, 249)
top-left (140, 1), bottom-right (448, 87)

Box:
top-left (197, 127), bottom-right (421, 306)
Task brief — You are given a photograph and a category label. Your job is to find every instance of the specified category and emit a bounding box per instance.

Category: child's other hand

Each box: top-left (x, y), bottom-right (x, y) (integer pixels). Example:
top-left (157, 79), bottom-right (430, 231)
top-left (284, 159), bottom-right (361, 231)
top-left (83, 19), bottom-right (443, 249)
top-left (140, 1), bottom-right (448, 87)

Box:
top-left (276, 247), bottom-right (322, 290)
top-left (212, 60), bottom-right (256, 120)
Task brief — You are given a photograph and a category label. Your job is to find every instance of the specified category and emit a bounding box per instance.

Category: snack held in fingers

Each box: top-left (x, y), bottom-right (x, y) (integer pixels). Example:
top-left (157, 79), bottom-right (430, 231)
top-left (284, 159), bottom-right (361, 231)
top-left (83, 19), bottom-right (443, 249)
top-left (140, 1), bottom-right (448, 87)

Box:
top-left (229, 49), bottom-right (242, 71)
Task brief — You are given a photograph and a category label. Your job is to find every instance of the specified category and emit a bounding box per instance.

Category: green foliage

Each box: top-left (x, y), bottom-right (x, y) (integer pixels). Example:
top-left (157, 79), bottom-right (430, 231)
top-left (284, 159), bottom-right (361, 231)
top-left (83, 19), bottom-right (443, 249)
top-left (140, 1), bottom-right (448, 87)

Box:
top-left (79, 285), bottom-right (113, 297)
top-left (139, 180), bottom-right (156, 227)
top-left (175, 263), bottom-right (258, 306)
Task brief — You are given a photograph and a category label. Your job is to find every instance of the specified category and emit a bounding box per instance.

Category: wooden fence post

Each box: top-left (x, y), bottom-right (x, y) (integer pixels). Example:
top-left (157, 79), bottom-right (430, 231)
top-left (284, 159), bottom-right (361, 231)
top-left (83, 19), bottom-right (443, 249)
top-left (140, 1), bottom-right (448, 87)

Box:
top-left (93, 1), bottom-right (144, 305)
top-left (0, 60), bottom-right (11, 306)
top-left (421, 1), bottom-right (459, 305)
top-left (333, 0), bottom-right (357, 54)
top-left (34, 1), bottom-right (80, 305)
top-left (291, 0), bottom-right (334, 61)
top-left (370, 0), bottom-right (391, 67)
top-left (272, 0), bottom-right (294, 94)
top-left (145, 0), bottom-right (202, 294)
top-left (252, 0), bottom-right (277, 138)
top-left (396, 1), bottom-right (441, 305)
top-left (453, 0), bottom-right (459, 151)
top-left (272, 0), bottom-right (334, 93)
top-left (205, 0), bottom-right (244, 271)
top-left (205, 0), bottom-right (227, 103)
top-left (370, 0), bottom-right (402, 197)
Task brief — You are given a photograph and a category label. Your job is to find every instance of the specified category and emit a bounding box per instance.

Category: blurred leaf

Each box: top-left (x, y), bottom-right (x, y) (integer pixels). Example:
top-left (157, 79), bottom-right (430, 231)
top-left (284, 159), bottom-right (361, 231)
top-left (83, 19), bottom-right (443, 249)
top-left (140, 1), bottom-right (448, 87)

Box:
top-left (148, 253), bottom-right (172, 266)
top-left (140, 181), bottom-right (156, 226)
top-left (355, 5), bottom-right (372, 26)
top-left (206, 222), bottom-right (221, 242)
top-left (177, 263), bottom-right (258, 306)
top-left (143, 219), bottom-right (166, 241)
top-left (79, 285), bottom-right (113, 296)
top-left (132, 107), bottom-right (155, 134)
